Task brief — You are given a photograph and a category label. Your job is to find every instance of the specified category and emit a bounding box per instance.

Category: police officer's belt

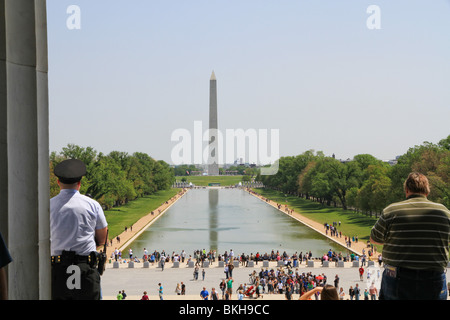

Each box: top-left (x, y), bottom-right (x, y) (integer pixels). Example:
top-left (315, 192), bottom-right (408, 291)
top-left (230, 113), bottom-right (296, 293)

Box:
top-left (51, 250), bottom-right (98, 266)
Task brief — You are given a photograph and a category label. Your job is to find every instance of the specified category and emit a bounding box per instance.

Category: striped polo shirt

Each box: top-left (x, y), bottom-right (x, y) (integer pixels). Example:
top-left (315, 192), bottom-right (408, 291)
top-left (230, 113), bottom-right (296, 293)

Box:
top-left (371, 194), bottom-right (450, 271)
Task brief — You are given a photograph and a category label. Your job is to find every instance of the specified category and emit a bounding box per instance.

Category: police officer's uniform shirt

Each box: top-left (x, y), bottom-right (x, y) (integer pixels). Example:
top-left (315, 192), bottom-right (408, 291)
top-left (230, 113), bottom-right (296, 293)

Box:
top-left (50, 189), bottom-right (108, 256)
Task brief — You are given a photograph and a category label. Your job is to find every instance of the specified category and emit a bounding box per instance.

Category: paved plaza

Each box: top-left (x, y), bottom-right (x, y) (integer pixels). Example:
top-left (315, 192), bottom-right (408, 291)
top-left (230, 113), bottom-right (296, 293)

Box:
top-left (101, 259), bottom-right (440, 300)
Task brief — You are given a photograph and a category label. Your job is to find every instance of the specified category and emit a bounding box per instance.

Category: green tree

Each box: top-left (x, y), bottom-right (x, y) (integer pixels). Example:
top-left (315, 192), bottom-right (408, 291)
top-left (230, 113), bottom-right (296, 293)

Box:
top-left (411, 146), bottom-right (450, 208)
top-left (323, 158), bottom-right (360, 210)
top-left (86, 154), bottom-right (132, 208)
top-left (438, 134), bottom-right (450, 151)
top-left (298, 161), bottom-right (317, 199)
top-left (357, 164), bottom-right (392, 216)
top-left (389, 139), bottom-right (450, 207)
top-left (153, 160), bottom-right (175, 190)
top-left (132, 152), bottom-right (157, 195)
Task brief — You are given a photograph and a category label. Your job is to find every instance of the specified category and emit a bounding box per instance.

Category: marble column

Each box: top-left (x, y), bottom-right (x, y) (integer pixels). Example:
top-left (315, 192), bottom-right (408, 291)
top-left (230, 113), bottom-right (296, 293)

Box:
top-left (0, 0), bottom-right (7, 239)
top-left (0, 0), bottom-right (50, 299)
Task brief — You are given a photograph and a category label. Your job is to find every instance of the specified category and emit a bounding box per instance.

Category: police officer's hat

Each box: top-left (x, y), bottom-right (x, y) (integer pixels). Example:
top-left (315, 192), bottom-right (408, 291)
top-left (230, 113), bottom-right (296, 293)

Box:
top-left (54, 159), bottom-right (86, 184)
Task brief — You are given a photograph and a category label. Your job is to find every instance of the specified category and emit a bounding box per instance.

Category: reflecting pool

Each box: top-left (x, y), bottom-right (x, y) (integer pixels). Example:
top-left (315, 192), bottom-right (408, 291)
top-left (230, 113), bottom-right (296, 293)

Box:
top-left (123, 188), bottom-right (347, 257)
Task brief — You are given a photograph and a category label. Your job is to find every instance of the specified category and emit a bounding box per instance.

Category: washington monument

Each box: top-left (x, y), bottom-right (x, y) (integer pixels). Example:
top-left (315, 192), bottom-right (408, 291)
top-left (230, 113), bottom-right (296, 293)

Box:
top-left (208, 71), bottom-right (219, 175)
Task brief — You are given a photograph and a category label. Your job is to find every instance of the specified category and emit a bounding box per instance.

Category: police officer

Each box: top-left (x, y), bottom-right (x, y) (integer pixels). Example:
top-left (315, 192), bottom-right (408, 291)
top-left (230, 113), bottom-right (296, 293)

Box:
top-left (50, 159), bottom-right (108, 300)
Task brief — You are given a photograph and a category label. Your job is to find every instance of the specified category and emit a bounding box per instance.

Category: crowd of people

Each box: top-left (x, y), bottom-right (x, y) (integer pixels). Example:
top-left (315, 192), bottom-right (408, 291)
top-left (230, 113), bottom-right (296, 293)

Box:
top-left (115, 262), bottom-right (383, 301)
top-left (196, 268), bottom-right (341, 301)
top-left (110, 246), bottom-right (383, 270)
top-left (112, 247), bottom-right (387, 300)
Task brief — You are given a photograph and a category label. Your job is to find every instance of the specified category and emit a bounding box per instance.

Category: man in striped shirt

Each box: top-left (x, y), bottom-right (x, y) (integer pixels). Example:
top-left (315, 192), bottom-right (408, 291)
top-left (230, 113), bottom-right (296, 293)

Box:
top-left (370, 172), bottom-right (450, 300)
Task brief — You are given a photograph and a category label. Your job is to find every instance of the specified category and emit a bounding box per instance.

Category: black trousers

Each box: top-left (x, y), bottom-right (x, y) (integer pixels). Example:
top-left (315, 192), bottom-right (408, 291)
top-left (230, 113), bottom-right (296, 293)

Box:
top-left (51, 262), bottom-right (101, 300)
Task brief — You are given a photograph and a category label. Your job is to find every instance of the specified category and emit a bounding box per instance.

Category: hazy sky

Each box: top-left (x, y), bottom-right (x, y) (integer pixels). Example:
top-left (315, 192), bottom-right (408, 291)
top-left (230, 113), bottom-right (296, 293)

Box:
top-left (47, 0), bottom-right (450, 165)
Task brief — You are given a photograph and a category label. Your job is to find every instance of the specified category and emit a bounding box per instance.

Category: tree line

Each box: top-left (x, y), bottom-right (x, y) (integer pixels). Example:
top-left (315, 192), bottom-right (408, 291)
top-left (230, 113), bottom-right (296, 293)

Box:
top-left (173, 164), bottom-right (259, 177)
top-left (257, 135), bottom-right (450, 216)
top-left (50, 144), bottom-right (175, 210)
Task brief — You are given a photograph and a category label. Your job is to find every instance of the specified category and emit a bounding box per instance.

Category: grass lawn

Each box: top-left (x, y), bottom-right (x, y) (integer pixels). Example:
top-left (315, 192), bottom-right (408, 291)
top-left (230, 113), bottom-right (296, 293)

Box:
top-left (175, 175), bottom-right (244, 186)
top-left (104, 188), bottom-right (179, 239)
top-left (252, 188), bottom-right (380, 247)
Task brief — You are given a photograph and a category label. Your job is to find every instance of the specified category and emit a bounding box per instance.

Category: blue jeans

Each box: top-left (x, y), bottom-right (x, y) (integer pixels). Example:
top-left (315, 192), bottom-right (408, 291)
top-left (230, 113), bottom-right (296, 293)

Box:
top-left (379, 265), bottom-right (447, 300)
